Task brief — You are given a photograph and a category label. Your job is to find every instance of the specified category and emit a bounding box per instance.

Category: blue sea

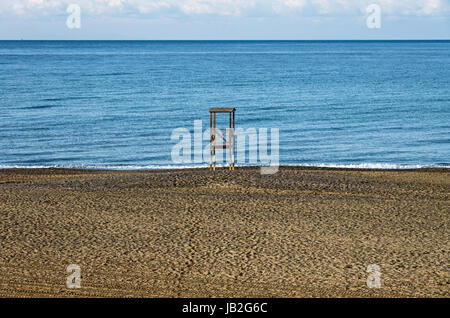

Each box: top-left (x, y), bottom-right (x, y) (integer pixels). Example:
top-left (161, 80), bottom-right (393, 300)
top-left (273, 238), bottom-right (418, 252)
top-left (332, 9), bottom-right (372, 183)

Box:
top-left (0, 40), bottom-right (449, 170)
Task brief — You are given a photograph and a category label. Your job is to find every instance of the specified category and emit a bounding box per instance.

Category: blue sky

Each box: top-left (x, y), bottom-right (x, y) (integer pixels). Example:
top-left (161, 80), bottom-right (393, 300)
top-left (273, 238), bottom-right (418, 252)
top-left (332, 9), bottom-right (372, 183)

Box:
top-left (0, 0), bottom-right (449, 40)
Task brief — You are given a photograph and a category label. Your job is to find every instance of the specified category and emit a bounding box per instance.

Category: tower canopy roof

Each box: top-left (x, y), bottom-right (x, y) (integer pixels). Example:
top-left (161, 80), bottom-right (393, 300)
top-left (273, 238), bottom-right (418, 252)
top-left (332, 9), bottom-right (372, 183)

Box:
top-left (209, 108), bottom-right (236, 113)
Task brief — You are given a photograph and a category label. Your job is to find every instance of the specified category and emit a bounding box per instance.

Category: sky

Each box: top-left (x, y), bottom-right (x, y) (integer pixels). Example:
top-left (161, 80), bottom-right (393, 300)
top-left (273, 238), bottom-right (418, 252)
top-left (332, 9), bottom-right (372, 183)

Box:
top-left (0, 0), bottom-right (449, 40)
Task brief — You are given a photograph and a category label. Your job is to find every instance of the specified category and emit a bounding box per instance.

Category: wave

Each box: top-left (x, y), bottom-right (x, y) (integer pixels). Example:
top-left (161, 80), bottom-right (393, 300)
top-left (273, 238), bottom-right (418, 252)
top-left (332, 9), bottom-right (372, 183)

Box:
top-left (19, 105), bottom-right (55, 110)
top-left (0, 164), bottom-right (210, 170)
top-left (284, 163), bottom-right (449, 170)
top-left (40, 96), bottom-right (101, 102)
top-left (81, 72), bottom-right (135, 77)
top-left (0, 163), bottom-right (448, 170)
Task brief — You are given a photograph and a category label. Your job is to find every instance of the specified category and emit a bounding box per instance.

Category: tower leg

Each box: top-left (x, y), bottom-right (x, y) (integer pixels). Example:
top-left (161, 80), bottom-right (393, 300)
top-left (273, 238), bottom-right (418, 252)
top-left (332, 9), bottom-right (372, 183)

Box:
top-left (210, 112), bottom-right (212, 171)
top-left (232, 111), bottom-right (235, 170)
top-left (229, 112), bottom-right (232, 170)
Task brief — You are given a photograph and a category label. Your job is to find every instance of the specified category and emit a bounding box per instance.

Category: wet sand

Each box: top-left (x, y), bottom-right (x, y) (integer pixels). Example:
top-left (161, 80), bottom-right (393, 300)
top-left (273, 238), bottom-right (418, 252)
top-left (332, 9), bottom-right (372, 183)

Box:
top-left (0, 167), bottom-right (448, 297)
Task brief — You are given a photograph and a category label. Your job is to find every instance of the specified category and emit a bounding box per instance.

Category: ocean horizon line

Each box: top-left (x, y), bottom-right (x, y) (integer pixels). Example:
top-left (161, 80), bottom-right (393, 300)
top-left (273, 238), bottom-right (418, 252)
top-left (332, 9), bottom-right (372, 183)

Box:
top-left (2, 39), bottom-right (450, 42)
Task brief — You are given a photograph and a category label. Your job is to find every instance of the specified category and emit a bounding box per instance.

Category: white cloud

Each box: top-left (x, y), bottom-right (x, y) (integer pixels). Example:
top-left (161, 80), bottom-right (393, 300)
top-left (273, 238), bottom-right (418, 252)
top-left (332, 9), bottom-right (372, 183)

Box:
top-left (137, 1), bottom-right (171, 14)
top-left (0, 0), bottom-right (448, 18)
top-left (179, 0), bottom-right (258, 16)
top-left (278, 0), bottom-right (307, 9)
top-left (421, 0), bottom-right (442, 14)
top-left (312, 0), bottom-right (332, 13)
top-left (6, 0), bottom-right (61, 15)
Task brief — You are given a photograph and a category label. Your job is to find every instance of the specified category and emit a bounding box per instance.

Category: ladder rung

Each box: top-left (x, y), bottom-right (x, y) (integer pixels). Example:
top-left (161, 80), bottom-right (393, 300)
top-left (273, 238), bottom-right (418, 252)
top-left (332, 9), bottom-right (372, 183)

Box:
top-left (212, 144), bottom-right (231, 149)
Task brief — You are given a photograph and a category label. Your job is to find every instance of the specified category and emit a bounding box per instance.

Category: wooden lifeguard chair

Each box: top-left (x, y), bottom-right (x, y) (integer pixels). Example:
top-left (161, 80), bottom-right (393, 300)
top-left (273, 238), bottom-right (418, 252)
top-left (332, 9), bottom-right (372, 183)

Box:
top-left (209, 108), bottom-right (235, 171)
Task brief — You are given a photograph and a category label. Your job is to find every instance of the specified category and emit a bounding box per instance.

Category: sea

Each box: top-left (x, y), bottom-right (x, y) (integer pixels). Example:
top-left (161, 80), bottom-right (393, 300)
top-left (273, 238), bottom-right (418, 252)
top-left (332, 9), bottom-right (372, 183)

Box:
top-left (0, 40), bottom-right (449, 170)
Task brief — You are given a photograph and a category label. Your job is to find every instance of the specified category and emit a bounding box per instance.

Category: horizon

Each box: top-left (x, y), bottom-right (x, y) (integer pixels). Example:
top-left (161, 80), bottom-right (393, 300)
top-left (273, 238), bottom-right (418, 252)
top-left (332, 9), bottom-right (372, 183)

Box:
top-left (2, 39), bottom-right (450, 41)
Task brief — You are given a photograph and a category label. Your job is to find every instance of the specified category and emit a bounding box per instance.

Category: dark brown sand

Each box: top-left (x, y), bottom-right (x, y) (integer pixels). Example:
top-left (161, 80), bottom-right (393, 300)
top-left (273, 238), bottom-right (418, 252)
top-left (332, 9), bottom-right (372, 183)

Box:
top-left (0, 167), bottom-right (448, 297)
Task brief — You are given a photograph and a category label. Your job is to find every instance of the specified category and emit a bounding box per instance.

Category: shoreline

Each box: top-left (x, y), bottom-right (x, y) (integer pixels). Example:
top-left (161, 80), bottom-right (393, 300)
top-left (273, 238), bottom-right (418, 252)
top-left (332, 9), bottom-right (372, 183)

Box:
top-left (0, 166), bottom-right (448, 297)
top-left (0, 164), bottom-right (449, 174)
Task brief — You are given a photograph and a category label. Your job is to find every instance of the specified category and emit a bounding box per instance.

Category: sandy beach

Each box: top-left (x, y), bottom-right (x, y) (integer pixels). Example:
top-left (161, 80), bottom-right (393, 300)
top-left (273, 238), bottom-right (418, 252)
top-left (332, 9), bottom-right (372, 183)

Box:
top-left (0, 167), bottom-right (448, 297)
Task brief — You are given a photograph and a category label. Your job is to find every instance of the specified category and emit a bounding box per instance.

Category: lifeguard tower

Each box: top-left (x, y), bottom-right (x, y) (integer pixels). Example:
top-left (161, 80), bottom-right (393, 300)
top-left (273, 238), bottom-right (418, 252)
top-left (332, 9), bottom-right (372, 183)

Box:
top-left (209, 108), bottom-right (235, 171)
